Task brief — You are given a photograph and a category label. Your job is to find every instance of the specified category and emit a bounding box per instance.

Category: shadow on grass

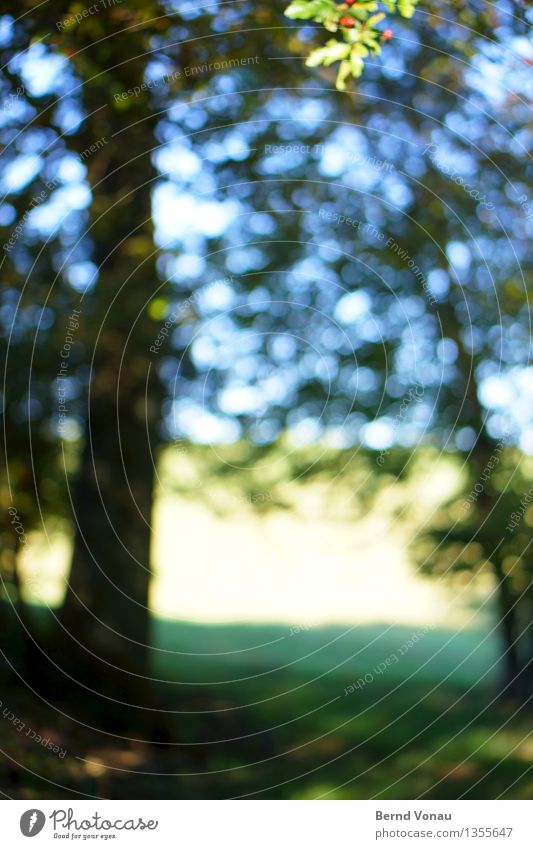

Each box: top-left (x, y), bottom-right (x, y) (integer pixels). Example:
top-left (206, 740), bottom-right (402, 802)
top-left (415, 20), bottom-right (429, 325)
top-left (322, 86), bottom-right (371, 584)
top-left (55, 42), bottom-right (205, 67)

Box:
top-left (1, 610), bottom-right (530, 799)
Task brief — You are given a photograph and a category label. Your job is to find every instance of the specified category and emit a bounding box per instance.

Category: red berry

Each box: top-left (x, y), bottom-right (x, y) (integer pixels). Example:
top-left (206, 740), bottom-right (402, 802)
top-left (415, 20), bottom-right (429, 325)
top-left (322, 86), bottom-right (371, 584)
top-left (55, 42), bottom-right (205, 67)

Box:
top-left (340, 16), bottom-right (355, 27)
top-left (346, 0), bottom-right (356, 4)
top-left (381, 28), bottom-right (393, 40)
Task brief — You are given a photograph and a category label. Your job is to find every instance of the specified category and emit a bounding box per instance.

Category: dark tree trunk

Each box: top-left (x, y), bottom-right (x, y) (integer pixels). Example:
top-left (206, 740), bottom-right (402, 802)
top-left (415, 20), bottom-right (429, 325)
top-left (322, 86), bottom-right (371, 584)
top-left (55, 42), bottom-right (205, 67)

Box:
top-left (492, 558), bottom-right (528, 700)
top-left (58, 94), bottom-right (163, 721)
top-left (441, 305), bottom-right (530, 699)
top-left (61, 396), bottom-right (155, 686)
top-left (2, 533), bottom-right (34, 673)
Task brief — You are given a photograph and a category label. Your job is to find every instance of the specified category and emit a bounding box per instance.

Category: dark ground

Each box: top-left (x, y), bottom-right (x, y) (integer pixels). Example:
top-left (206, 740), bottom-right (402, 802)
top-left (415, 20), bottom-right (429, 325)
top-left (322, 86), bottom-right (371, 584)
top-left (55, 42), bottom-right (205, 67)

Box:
top-left (1, 614), bottom-right (531, 799)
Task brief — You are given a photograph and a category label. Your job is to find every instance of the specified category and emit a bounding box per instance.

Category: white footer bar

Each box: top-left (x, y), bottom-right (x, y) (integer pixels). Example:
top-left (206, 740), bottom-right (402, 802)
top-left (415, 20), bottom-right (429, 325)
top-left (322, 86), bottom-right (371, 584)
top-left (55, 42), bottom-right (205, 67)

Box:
top-left (2, 800), bottom-right (532, 848)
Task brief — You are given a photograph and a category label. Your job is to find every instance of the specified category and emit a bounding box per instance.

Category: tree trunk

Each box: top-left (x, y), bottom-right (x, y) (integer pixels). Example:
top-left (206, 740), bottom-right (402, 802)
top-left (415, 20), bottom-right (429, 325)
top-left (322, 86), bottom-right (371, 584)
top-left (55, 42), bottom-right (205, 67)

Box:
top-left (1, 533), bottom-right (33, 673)
top-left (441, 302), bottom-right (530, 698)
top-left (58, 103), bottom-right (162, 718)
top-left (492, 558), bottom-right (528, 700)
top-left (61, 397), bottom-right (155, 685)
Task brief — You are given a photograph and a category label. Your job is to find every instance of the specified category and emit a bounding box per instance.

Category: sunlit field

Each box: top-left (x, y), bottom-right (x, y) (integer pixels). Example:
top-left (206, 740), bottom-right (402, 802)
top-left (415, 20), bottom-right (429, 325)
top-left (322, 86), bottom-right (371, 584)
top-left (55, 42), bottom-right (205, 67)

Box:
top-left (20, 446), bottom-right (483, 628)
top-left (4, 447), bottom-right (530, 800)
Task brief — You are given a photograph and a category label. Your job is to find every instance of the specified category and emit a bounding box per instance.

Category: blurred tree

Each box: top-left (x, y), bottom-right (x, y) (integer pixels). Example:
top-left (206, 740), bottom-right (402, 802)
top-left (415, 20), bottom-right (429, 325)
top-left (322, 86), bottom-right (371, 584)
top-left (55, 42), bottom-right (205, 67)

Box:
top-left (415, 452), bottom-right (533, 700)
top-left (1, 3), bottom-right (161, 719)
top-left (0, 0), bottom-right (329, 720)
top-left (0, 163), bottom-right (75, 677)
top-left (0, 0), bottom-right (531, 726)
top-left (156, 0), bottom-right (531, 698)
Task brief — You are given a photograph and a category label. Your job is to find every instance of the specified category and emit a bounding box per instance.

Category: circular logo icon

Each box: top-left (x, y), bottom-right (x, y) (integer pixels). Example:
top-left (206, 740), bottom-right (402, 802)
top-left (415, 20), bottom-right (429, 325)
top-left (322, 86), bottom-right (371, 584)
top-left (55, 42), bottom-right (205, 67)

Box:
top-left (20, 810), bottom-right (46, 837)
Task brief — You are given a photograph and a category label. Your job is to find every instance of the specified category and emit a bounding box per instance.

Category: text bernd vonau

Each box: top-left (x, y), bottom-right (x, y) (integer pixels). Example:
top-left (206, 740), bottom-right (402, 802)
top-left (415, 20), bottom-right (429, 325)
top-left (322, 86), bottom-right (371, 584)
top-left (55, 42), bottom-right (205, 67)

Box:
top-left (376, 811), bottom-right (452, 821)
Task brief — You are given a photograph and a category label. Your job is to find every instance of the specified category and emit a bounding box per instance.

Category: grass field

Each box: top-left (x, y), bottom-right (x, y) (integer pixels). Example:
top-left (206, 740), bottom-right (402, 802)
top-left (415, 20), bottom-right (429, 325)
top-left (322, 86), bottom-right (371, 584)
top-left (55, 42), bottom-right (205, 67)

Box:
top-left (2, 614), bottom-right (531, 799)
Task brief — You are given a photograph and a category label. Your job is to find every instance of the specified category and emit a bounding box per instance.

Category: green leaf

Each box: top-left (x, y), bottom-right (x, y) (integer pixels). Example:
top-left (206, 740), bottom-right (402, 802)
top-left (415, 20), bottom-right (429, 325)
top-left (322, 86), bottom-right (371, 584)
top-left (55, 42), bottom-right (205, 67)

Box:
top-left (349, 50), bottom-right (365, 76)
top-left (361, 30), bottom-right (378, 45)
top-left (367, 12), bottom-right (385, 26)
top-left (398, 0), bottom-right (417, 18)
top-left (346, 27), bottom-right (362, 43)
top-left (351, 7), bottom-right (371, 20)
top-left (284, 0), bottom-right (334, 20)
top-left (336, 59), bottom-right (352, 90)
top-left (306, 39), bottom-right (351, 67)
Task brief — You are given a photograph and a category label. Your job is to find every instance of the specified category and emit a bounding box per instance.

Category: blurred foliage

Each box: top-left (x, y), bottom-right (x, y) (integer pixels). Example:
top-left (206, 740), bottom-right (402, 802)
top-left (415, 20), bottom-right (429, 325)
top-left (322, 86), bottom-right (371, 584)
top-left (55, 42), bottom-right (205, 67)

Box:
top-left (0, 0), bottom-right (531, 715)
